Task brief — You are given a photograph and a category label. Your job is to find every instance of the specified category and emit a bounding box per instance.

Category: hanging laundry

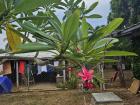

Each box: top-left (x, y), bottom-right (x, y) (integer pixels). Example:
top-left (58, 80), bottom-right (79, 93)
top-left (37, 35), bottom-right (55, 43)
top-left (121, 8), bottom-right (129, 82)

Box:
top-left (41, 65), bottom-right (47, 72)
top-left (0, 76), bottom-right (13, 94)
top-left (47, 65), bottom-right (53, 73)
top-left (19, 61), bottom-right (25, 74)
top-left (54, 61), bottom-right (59, 67)
top-left (0, 64), bottom-right (2, 71)
top-left (3, 61), bottom-right (12, 75)
top-left (37, 65), bottom-right (42, 75)
top-left (0, 64), bottom-right (3, 77)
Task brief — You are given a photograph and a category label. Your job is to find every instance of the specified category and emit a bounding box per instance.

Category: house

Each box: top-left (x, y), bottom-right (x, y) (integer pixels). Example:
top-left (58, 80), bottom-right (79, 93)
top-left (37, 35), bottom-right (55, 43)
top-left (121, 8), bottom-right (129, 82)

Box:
top-left (0, 51), bottom-right (66, 88)
top-left (111, 23), bottom-right (140, 52)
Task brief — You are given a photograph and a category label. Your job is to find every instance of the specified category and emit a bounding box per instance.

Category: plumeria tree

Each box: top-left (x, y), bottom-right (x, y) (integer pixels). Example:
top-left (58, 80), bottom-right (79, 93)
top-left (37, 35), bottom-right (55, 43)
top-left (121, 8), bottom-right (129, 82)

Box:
top-left (0, 0), bottom-right (137, 90)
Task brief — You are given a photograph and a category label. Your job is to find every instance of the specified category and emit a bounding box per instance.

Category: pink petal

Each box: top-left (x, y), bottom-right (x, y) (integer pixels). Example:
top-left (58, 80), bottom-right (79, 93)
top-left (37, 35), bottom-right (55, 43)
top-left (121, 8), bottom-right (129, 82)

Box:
top-left (82, 76), bottom-right (87, 81)
top-left (78, 72), bottom-right (84, 77)
top-left (78, 66), bottom-right (94, 81)
top-left (82, 66), bottom-right (88, 75)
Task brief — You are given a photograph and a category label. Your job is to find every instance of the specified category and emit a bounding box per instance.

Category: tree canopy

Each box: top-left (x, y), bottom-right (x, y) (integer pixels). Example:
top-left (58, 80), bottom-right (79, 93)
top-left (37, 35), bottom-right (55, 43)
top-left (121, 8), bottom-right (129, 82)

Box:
top-left (108, 0), bottom-right (140, 27)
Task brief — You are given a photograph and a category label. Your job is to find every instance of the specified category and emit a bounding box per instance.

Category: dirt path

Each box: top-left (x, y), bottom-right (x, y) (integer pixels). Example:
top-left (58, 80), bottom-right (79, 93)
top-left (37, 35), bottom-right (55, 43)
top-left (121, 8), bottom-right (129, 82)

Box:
top-left (0, 90), bottom-right (91, 105)
top-left (0, 89), bottom-right (140, 105)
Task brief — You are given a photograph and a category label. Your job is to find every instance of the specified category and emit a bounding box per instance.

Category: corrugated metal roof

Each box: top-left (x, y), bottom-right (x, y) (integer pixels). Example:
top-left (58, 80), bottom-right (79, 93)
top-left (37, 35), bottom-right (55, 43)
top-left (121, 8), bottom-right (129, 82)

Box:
top-left (111, 23), bottom-right (140, 38)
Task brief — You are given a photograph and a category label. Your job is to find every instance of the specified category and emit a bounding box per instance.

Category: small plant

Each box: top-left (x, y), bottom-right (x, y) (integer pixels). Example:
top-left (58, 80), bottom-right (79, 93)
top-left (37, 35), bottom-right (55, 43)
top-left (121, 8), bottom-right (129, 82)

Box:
top-left (133, 63), bottom-right (140, 80)
top-left (66, 73), bottom-right (78, 89)
top-left (56, 83), bottom-right (66, 90)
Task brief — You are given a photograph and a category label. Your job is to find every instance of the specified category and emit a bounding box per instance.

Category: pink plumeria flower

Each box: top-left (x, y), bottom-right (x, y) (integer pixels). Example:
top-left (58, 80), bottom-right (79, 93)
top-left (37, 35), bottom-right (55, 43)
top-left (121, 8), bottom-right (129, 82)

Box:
top-left (78, 66), bottom-right (94, 81)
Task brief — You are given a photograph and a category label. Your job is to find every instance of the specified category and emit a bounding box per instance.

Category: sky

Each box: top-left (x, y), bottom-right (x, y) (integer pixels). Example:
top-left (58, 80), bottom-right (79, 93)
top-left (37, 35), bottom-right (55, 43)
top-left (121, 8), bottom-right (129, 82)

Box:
top-left (56, 0), bottom-right (111, 27)
top-left (0, 0), bottom-right (111, 49)
top-left (85, 0), bottom-right (111, 27)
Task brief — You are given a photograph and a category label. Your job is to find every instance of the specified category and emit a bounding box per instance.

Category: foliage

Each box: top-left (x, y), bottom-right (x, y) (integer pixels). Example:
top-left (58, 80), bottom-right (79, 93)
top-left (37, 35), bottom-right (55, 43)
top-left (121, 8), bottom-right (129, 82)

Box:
top-left (6, 24), bottom-right (22, 52)
top-left (56, 73), bottom-right (78, 90)
top-left (0, 0), bottom-right (57, 51)
top-left (109, 0), bottom-right (140, 78)
top-left (108, 0), bottom-right (140, 27)
top-left (0, 49), bottom-right (7, 54)
top-left (66, 73), bottom-right (78, 89)
top-left (133, 63), bottom-right (140, 80)
top-left (56, 82), bottom-right (66, 89)
top-left (0, 0), bottom-right (136, 59)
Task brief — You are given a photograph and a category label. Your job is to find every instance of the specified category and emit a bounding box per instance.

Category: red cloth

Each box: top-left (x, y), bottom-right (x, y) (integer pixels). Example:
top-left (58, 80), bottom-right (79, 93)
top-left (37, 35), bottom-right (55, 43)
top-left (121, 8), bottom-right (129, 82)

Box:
top-left (19, 61), bottom-right (25, 74)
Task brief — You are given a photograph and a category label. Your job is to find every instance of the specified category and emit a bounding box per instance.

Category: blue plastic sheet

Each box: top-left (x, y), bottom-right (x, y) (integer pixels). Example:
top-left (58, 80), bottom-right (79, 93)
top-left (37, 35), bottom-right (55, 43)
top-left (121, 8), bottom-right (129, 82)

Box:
top-left (0, 76), bottom-right (13, 94)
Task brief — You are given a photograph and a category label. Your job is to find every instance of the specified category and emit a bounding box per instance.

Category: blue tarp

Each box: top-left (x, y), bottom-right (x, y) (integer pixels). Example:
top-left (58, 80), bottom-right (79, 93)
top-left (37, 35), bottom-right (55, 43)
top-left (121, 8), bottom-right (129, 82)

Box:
top-left (0, 76), bottom-right (13, 94)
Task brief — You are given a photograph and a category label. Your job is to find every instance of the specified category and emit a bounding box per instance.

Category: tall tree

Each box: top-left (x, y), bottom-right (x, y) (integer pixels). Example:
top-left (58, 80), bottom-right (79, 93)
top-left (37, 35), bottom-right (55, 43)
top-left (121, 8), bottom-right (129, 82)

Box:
top-left (108, 0), bottom-right (140, 27)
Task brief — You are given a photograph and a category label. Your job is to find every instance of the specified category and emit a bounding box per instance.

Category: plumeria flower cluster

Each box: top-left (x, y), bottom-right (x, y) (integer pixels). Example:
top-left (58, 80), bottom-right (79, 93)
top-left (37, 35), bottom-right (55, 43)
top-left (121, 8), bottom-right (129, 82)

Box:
top-left (78, 66), bottom-right (94, 90)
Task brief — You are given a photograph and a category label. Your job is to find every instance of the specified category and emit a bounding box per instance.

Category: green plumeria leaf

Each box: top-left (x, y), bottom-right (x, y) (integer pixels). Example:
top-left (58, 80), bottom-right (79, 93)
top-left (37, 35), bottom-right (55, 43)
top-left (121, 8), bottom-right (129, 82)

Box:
top-left (96, 18), bottom-right (124, 38)
top-left (85, 14), bottom-right (102, 19)
top-left (100, 51), bottom-right (137, 57)
top-left (13, 0), bottom-right (53, 14)
top-left (16, 42), bottom-right (53, 53)
top-left (84, 2), bottom-right (98, 14)
top-left (63, 9), bottom-right (80, 41)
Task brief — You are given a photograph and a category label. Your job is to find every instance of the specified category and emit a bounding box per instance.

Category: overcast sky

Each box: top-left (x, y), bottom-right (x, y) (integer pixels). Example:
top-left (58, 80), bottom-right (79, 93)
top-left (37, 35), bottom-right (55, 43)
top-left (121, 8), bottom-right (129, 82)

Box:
top-left (56, 0), bottom-right (111, 27)
top-left (85, 0), bottom-right (111, 27)
top-left (0, 0), bottom-right (111, 49)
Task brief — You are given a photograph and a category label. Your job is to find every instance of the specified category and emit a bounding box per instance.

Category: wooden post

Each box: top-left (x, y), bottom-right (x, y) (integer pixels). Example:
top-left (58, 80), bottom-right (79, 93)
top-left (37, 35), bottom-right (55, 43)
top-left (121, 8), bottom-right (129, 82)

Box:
top-left (101, 64), bottom-right (105, 90)
top-left (118, 58), bottom-right (126, 87)
top-left (62, 61), bottom-right (66, 83)
top-left (16, 61), bottom-right (19, 88)
top-left (63, 70), bottom-right (66, 83)
top-left (98, 64), bottom-right (103, 91)
top-left (27, 64), bottom-right (30, 91)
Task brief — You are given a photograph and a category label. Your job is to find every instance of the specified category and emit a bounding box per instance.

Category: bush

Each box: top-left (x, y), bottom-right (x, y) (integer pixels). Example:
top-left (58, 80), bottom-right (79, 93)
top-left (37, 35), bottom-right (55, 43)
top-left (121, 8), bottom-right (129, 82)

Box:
top-left (65, 73), bottom-right (78, 89)
top-left (56, 73), bottom-right (78, 89)
top-left (133, 63), bottom-right (140, 80)
top-left (56, 83), bottom-right (66, 89)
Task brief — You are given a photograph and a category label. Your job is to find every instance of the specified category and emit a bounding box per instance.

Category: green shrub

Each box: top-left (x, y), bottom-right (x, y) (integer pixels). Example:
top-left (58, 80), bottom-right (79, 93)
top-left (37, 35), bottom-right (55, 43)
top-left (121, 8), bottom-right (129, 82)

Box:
top-left (65, 73), bottom-right (78, 89)
top-left (133, 63), bottom-right (140, 80)
top-left (56, 83), bottom-right (66, 89)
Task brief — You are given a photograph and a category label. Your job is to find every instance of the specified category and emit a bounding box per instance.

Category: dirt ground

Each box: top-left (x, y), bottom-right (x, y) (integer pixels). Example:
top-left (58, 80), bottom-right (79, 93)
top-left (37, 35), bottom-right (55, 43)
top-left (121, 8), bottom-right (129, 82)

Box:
top-left (0, 90), bottom-right (91, 105)
top-left (105, 88), bottom-right (140, 105)
top-left (0, 88), bottom-right (140, 105)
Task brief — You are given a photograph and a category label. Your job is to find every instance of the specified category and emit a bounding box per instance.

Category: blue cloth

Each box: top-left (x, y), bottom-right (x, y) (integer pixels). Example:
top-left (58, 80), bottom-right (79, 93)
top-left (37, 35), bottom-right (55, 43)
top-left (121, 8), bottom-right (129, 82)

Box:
top-left (47, 65), bottom-right (53, 73)
top-left (0, 76), bottom-right (13, 94)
